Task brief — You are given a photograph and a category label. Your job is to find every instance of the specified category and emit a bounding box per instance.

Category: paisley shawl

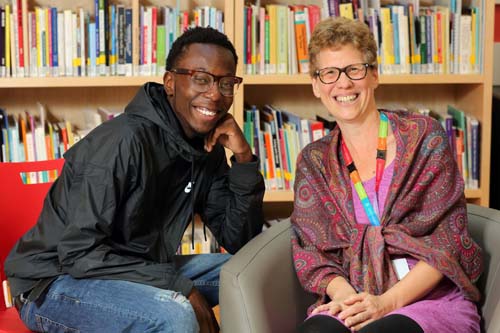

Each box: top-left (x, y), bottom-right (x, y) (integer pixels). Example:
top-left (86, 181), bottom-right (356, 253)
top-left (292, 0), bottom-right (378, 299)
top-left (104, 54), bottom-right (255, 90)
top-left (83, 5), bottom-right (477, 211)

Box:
top-left (291, 110), bottom-right (483, 313)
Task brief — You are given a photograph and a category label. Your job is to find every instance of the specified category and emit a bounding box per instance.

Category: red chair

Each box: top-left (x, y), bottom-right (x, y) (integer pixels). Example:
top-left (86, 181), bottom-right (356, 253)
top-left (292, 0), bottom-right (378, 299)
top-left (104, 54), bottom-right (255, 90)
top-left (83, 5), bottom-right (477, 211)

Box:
top-left (0, 159), bottom-right (64, 333)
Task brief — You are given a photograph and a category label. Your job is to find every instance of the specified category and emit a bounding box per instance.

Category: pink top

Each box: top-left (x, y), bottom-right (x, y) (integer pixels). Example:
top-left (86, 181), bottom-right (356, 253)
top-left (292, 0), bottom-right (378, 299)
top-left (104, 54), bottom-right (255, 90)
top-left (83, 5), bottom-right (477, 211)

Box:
top-left (348, 161), bottom-right (480, 333)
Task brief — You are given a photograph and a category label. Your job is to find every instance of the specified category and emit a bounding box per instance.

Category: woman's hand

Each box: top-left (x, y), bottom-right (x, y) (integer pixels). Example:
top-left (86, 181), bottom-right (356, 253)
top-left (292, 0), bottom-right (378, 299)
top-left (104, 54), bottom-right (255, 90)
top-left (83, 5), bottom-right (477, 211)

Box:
top-left (337, 292), bottom-right (395, 331)
top-left (311, 299), bottom-right (349, 316)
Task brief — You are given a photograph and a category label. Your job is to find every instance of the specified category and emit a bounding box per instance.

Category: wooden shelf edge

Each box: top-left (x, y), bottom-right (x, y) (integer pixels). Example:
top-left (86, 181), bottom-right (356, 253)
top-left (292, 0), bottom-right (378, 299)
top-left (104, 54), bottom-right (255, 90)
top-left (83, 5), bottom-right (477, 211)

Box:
top-left (264, 188), bottom-right (482, 202)
top-left (264, 190), bottom-right (294, 202)
top-left (0, 74), bottom-right (483, 88)
top-left (464, 189), bottom-right (482, 199)
top-left (0, 76), bottom-right (164, 88)
top-left (242, 74), bottom-right (484, 85)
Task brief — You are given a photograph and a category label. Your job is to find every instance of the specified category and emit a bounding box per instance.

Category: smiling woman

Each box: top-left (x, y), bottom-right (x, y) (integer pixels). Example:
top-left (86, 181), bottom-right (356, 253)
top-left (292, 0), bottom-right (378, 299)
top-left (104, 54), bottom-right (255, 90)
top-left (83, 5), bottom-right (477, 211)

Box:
top-left (292, 17), bottom-right (483, 333)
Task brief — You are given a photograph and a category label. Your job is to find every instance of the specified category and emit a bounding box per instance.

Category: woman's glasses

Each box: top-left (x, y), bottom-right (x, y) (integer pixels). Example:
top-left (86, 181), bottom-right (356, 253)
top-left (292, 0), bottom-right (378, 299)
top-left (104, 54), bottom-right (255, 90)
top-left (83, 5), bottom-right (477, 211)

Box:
top-left (314, 63), bottom-right (374, 84)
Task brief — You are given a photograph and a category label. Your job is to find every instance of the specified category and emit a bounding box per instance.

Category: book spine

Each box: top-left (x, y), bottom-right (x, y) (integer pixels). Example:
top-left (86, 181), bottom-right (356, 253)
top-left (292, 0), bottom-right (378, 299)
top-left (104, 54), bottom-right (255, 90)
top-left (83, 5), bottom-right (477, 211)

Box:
top-left (0, 8), bottom-right (5, 77)
top-left (293, 9), bottom-right (309, 74)
top-left (124, 8), bottom-right (132, 76)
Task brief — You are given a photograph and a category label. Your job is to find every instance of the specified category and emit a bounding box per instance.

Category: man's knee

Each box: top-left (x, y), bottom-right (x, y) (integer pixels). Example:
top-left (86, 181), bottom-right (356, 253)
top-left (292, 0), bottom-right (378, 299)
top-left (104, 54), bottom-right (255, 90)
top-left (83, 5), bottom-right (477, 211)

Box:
top-left (150, 291), bottom-right (199, 333)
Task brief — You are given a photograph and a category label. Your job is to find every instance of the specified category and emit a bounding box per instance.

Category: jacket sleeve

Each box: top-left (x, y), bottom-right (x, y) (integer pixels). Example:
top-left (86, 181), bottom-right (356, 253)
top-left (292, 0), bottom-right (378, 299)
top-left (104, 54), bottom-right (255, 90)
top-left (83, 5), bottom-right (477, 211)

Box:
top-left (202, 153), bottom-right (265, 254)
top-left (56, 157), bottom-right (193, 297)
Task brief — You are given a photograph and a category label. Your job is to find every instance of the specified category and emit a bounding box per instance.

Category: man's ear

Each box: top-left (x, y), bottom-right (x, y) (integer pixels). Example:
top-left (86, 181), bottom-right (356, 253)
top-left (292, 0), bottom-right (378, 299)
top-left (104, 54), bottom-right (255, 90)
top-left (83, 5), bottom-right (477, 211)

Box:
top-left (164, 71), bottom-right (174, 96)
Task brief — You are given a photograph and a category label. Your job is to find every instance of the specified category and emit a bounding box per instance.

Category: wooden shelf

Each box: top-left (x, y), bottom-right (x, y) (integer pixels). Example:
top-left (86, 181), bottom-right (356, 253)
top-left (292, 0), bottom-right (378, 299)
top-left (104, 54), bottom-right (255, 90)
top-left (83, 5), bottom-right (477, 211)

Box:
top-left (0, 76), bottom-right (164, 88)
top-left (242, 74), bottom-right (485, 85)
top-left (264, 189), bottom-right (484, 203)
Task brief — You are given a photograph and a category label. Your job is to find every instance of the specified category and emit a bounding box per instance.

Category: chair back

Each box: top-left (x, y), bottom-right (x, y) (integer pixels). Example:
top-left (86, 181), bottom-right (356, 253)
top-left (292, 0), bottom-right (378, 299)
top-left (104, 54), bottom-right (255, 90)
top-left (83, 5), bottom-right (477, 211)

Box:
top-left (0, 159), bottom-right (64, 311)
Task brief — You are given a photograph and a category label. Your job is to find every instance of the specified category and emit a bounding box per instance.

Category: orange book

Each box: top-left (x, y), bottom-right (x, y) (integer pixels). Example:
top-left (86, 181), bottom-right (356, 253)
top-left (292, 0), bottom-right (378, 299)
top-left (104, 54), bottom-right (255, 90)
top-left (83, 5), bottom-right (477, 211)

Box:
top-left (291, 7), bottom-right (309, 74)
top-left (19, 114), bottom-right (28, 161)
top-left (59, 124), bottom-right (68, 153)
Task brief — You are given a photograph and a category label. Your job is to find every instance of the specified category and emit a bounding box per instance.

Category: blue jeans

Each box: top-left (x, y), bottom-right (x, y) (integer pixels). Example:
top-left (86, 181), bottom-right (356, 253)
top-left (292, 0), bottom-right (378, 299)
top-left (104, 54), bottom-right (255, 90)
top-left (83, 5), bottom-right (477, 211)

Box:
top-left (19, 253), bottom-right (230, 333)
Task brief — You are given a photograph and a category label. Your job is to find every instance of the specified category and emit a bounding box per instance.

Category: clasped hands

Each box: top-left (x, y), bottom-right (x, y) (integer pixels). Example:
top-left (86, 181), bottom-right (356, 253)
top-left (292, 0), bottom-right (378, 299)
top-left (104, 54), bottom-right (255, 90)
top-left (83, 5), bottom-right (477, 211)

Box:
top-left (311, 292), bottom-right (395, 332)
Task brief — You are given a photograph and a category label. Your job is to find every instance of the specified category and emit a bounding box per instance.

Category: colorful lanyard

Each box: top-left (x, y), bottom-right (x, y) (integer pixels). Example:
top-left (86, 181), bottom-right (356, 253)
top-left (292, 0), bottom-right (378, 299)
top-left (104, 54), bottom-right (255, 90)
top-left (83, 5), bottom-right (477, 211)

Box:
top-left (341, 112), bottom-right (388, 226)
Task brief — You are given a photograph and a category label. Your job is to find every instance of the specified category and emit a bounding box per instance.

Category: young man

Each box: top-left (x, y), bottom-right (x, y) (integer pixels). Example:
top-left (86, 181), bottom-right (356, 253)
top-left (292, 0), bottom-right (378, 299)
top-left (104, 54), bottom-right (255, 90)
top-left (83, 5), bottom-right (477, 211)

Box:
top-left (5, 27), bottom-right (265, 333)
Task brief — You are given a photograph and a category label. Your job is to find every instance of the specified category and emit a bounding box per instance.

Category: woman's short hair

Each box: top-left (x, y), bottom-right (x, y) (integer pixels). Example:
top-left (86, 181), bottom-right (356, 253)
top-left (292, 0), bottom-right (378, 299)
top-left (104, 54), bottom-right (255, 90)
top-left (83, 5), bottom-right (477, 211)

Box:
top-left (308, 17), bottom-right (378, 76)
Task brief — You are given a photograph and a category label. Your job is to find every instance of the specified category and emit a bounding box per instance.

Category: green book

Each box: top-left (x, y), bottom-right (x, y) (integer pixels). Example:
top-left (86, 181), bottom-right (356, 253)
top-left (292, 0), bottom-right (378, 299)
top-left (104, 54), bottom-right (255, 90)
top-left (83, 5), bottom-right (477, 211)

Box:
top-left (157, 26), bottom-right (166, 75)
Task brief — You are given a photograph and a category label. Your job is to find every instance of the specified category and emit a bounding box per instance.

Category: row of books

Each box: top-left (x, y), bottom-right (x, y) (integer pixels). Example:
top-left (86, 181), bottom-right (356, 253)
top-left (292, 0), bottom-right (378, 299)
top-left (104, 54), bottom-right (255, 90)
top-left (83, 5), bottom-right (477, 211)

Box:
top-left (0, 105), bottom-right (76, 164)
top-left (243, 104), bottom-right (480, 191)
top-left (425, 105), bottom-right (480, 190)
top-left (243, 0), bottom-right (483, 75)
top-left (0, 0), bottom-right (223, 78)
top-left (243, 104), bottom-right (333, 191)
top-left (0, 105), bottom-right (78, 183)
top-left (0, 104), bottom-right (126, 168)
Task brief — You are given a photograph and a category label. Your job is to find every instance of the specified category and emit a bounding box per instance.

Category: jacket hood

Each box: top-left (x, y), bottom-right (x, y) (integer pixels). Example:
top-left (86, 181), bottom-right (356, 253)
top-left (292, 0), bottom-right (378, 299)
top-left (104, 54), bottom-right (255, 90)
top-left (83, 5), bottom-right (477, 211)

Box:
top-left (124, 82), bottom-right (206, 159)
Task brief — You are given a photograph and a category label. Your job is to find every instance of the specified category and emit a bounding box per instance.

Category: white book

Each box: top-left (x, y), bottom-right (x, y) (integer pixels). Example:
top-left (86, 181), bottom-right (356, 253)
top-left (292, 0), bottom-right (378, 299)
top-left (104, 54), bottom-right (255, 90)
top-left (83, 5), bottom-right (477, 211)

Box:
top-left (459, 14), bottom-right (472, 74)
top-left (72, 13), bottom-right (78, 75)
top-left (300, 118), bottom-right (311, 148)
top-left (79, 8), bottom-right (86, 77)
top-left (399, 10), bottom-right (410, 74)
top-left (98, 1), bottom-right (106, 75)
top-left (28, 12), bottom-right (38, 77)
top-left (63, 10), bottom-right (73, 76)
top-left (57, 12), bottom-right (65, 76)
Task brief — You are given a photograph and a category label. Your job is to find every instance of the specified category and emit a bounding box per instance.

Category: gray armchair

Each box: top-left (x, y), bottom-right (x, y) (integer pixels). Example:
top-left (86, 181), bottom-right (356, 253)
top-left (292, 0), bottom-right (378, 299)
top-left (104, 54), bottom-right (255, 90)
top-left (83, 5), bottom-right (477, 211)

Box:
top-left (220, 204), bottom-right (500, 333)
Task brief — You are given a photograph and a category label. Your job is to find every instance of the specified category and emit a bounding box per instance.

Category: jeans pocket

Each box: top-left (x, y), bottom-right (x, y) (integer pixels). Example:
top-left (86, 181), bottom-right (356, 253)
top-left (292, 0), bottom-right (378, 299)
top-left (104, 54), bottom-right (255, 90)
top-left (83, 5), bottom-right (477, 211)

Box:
top-left (35, 314), bottom-right (80, 333)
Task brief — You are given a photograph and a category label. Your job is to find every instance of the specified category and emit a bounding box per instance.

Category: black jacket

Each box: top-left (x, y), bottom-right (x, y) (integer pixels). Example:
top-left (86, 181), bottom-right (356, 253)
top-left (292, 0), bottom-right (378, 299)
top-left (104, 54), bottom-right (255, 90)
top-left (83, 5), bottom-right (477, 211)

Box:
top-left (5, 82), bottom-right (265, 298)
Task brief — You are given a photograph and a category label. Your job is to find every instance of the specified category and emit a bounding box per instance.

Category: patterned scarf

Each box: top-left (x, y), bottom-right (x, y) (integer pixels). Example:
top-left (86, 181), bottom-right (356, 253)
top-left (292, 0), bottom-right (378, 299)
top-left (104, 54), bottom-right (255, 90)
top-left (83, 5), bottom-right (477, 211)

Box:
top-left (291, 110), bottom-right (482, 311)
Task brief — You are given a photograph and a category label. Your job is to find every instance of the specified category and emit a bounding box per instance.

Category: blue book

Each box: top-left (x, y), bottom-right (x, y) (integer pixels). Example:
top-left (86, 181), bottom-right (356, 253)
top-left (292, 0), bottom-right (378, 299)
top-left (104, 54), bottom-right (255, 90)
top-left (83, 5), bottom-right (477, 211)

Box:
top-left (88, 23), bottom-right (97, 76)
top-left (110, 4), bottom-right (116, 75)
top-left (391, 7), bottom-right (400, 65)
top-left (51, 7), bottom-right (58, 74)
top-left (125, 8), bottom-right (133, 75)
top-left (95, 0), bottom-right (100, 64)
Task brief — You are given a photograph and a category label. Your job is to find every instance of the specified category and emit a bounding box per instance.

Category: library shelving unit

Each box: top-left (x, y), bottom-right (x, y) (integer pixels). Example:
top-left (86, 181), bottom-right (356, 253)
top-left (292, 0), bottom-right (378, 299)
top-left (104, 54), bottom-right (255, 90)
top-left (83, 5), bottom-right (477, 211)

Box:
top-left (0, 0), bottom-right (233, 130)
top-left (0, 0), bottom-right (494, 218)
top-left (233, 0), bottom-right (494, 217)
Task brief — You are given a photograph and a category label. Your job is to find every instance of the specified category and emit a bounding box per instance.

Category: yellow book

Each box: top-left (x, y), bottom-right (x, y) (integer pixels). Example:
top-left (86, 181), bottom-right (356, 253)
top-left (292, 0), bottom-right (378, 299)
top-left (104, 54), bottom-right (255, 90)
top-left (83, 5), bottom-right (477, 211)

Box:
top-left (35, 7), bottom-right (42, 70)
top-left (266, 4), bottom-right (277, 74)
top-left (380, 8), bottom-right (395, 71)
top-left (339, 3), bottom-right (354, 20)
top-left (65, 120), bottom-right (74, 147)
top-left (45, 8), bottom-right (50, 73)
top-left (5, 5), bottom-right (11, 76)
top-left (471, 9), bottom-right (476, 68)
top-left (276, 5), bottom-right (288, 74)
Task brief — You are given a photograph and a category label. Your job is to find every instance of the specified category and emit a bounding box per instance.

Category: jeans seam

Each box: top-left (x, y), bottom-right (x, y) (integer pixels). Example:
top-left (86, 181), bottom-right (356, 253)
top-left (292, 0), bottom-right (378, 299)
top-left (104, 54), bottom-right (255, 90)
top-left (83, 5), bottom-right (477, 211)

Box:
top-left (35, 314), bottom-right (80, 333)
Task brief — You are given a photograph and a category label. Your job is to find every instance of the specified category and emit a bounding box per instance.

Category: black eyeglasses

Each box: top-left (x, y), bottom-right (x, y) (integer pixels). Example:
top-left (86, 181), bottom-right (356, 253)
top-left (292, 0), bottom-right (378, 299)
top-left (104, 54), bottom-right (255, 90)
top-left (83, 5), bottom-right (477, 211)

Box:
top-left (314, 63), bottom-right (374, 84)
top-left (170, 68), bottom-right (243, 97)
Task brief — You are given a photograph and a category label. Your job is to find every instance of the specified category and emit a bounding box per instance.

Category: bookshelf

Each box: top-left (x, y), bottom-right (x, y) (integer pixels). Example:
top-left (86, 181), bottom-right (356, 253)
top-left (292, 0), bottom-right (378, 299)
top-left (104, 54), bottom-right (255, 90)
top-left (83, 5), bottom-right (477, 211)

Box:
top-left (0, 0), bottom-right (494, 215)
top-left (0, 0), bottom-right (233, 138)
top-left (233, 0), bottom-right (494, 216)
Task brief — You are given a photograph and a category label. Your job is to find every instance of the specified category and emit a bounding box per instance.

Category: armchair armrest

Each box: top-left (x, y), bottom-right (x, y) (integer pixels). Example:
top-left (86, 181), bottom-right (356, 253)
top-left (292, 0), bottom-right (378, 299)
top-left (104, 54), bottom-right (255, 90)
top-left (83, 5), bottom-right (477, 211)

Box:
top-left (220, 220), bottom-right (315, 333)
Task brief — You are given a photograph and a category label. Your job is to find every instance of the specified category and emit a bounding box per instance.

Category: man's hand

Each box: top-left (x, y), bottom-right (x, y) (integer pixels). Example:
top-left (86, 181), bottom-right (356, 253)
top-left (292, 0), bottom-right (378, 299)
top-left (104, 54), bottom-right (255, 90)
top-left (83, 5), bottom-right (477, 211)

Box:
top-left (188, 287), bottom-right (219, 333)
top-left (204, 114), bottom-right (252, 163)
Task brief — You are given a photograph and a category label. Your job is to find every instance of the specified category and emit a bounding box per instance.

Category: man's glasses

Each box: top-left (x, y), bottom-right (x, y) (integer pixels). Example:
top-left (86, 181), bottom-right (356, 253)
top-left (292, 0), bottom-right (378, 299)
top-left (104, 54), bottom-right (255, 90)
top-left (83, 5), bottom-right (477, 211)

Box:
top-left (314, 63), bottom-right (374, 84)
top-left (170, 68), bottom-right (243, 97)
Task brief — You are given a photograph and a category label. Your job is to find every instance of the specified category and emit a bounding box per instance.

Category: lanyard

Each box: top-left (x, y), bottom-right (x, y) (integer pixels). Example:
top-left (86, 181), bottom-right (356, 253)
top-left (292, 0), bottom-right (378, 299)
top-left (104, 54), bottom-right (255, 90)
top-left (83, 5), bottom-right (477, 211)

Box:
top-left (341, 112), bottom-right (388, 226)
